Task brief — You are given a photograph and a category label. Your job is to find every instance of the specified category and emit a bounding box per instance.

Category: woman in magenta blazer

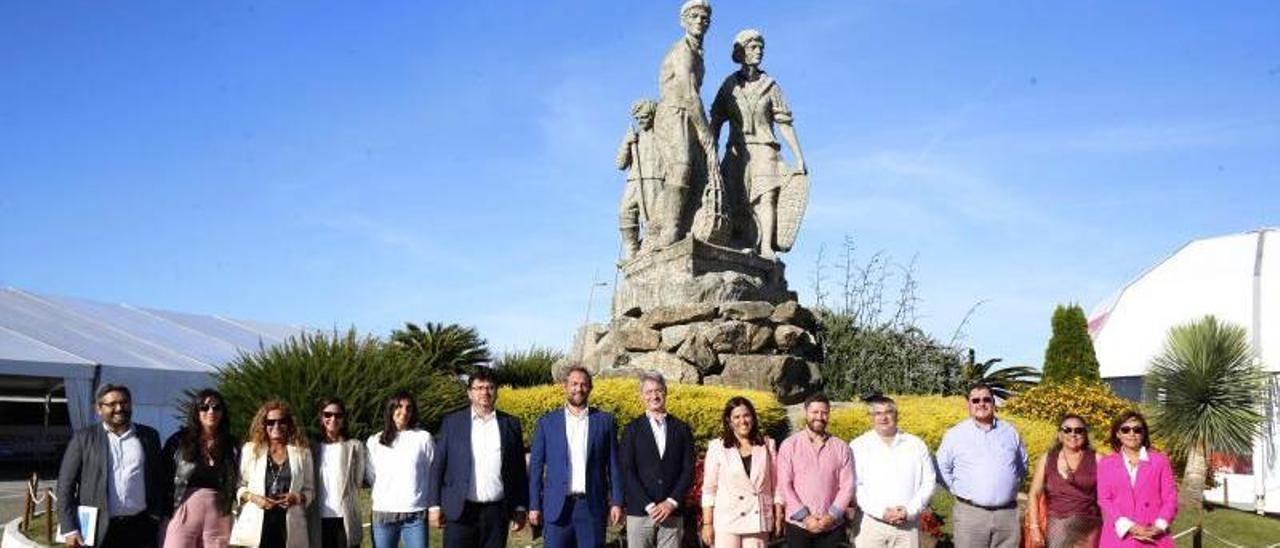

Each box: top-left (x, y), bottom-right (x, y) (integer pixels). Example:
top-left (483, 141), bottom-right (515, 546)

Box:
top-left (1096, 411), bottom-right (1178, 547)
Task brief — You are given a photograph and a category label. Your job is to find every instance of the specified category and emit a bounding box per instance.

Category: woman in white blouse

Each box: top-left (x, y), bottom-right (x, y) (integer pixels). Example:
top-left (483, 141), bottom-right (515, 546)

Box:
top-left (309, 397), bottom-right (366, 548)
top-left (366, 391), bottom-right (435, 548)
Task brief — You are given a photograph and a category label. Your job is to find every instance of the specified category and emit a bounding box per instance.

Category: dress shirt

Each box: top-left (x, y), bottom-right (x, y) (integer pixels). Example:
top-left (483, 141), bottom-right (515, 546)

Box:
top-left (776, 431), bottom-right (854, 525)
top-left (104, 423), bottom-right (147, 517)
top-left (565, 407), bottom-right (590, 495)
top-left (936, 418), bottom-right (1028, 507)
top-left (469, 409), bottom-right (504, 502)
top-left (648, 412), bottom-right (667, 459)
top-left (1114, 447), bottom-right (1169, 536)
top-left (849, 429), bottom-right (936, 521)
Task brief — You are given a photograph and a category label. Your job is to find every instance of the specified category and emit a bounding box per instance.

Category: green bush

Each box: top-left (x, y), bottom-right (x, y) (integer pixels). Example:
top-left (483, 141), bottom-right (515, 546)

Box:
top-left (212, 329), bottom-right (466, 441)
top-left (493, 346), bottom-right (561, 388)
top-left (497, 379), bottom-right (788, 447)
top-left (1042, 304), bottom-right (1101, 384)
top-left (1003, 377), bottom-right (1134, 449)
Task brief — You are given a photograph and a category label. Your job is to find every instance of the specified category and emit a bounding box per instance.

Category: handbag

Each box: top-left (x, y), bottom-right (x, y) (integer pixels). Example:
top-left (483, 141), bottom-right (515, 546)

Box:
top-left (228, 501), bottom-right (262, 547)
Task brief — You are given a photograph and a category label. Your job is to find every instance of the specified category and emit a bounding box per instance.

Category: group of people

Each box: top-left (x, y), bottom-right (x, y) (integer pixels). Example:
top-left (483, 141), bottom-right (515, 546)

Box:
top-left (56, 367), bottom-right (1177, 548)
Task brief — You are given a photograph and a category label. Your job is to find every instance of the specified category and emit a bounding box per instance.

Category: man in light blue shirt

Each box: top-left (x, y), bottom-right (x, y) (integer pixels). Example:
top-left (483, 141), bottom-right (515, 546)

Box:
top-left (935, 383), bottom-right (1028, 548)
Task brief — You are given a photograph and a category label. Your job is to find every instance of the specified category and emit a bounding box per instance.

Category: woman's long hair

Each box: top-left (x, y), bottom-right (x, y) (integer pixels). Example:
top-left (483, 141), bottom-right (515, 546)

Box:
top-left (379, 391), bottom-right (418, 447)
top-left (247, 399), bottom-right (309, 456)
top-left (316, 396), bottom-right (349, 442)
top-left (178, 388), bottom-right (234, 463)
top-left (720, 396), bottom-right (765, 448)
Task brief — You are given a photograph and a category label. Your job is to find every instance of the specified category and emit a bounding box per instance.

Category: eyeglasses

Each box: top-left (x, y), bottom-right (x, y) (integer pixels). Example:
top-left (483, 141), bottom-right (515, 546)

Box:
top-left (969, 397), bottom-right (994, 405)
top-left (322, 411), bottom-right (345, 419)
top-left (1060, 426), bottom-right (1086, 435)
top-left (198, 403), bottom-right (223, 413)
top-left (99, 400), bottom-right (130, 408)
top-left (1119, 425), bottom-right (1145, 435)
top-left (264, 418), bottom-right (291, 428)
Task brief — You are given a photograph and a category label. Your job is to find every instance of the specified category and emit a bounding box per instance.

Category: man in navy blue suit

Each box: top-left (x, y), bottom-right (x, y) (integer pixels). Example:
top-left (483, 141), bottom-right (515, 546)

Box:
top-left (619, 371), bottom-right (695, 548)
top-left (528, 365), bottom-right (624, 548)
top-left (428, 368), bottom-right (529, 548)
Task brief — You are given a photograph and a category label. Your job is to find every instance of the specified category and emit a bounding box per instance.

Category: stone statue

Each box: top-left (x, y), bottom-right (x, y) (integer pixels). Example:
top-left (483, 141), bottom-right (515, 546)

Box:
top-left (654, 0), bottom-right (729, 247)
top-left (615, 99), bottom-right (664, 261)
top-left (711, 29), bottom-right (809, 259)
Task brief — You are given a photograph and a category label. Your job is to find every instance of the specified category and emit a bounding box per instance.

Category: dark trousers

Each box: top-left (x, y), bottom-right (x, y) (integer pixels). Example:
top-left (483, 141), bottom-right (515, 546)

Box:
top-left (544, 496), bottom-right (604, 548)
top-left (101, 513), bottom-right (159, 548)
top-left (444, 501), bottom-right (509, 548)
top-left (260, 507), bottom-right (287, 547)
top-left (321, 517), bottom-right (352, 548)
top-left (785, 522), bottom-right (844, 548)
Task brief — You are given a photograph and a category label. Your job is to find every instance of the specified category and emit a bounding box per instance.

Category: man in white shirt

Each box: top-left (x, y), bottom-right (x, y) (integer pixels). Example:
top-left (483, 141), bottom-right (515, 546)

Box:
top-left (428, 368), bottom-right (529, 548)
top-left (849, 395), bottom-right (936, 548)
top-left (57, 384), bottom-right (164, 548)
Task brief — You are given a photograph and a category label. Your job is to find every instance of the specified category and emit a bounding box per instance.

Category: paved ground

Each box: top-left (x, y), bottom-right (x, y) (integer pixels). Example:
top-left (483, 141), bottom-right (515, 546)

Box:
top-left (0, 462), bottom-right (58, 522)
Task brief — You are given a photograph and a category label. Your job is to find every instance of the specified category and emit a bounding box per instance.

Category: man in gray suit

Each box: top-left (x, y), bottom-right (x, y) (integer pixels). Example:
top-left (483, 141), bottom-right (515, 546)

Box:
top-left (57, 384), bottom-right (165, 548)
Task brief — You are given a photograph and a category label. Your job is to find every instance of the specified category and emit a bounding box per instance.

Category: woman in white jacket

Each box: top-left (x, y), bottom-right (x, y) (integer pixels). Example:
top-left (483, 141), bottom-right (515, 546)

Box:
top-left (231, 401), bottom-right (314, 548)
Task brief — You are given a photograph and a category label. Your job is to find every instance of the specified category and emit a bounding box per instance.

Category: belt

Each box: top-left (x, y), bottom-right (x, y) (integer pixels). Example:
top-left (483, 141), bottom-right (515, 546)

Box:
top-left (566, 493), bottom-right (587, 500)
top-left (865, 513), bottom-right (914, 528)
top-left (955, 497), bottom-right (1017, 511)
top-left (465, 500), bottom-right (503, 507)
top-left (109, 513), bottom-right (150, 523)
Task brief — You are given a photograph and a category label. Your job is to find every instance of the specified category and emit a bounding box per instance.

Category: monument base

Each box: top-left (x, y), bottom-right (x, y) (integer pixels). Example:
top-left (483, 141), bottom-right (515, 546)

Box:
top-left (612, 237), bottom-right (795, 317)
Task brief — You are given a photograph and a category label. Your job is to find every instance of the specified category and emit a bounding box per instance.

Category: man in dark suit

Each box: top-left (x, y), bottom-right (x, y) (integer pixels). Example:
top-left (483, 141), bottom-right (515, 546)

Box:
top-left (428, 367), bottom-right (529, 548)
top-left (56, 384), bottom-right (165, 548)
top-left (528, 365), bottom-right (623, 548)
top-left (619, 371), bottom-right (695, 548)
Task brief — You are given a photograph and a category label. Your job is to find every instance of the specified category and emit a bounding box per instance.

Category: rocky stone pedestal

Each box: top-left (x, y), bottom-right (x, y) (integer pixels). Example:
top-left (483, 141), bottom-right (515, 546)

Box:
top-left (559, 298), bottom-right (823, 405)
top-left (612, 237), bottom-right (795, 317)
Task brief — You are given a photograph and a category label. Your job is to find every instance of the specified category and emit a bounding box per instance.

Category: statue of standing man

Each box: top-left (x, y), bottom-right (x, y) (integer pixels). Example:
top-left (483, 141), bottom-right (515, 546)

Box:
top-left (615, 99), bottom-right (664, 261)
top-left (711, 29), bottom-right (809, 259)
top-left (653, 0), bottom-right (727, 247)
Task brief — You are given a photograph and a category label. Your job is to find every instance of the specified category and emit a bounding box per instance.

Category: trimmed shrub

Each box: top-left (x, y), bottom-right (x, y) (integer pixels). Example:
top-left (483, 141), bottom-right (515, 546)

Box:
top-left (493, 346), bottom-right (561, 388)
top-left (823, 395), bottom-right (1058, 474)
top-left (497, 379), bottom-right (787, 446)
top-left (1003, 377), bottom-right (1135, 446)
top-left (1042, 304), bottom-right (1101, 384)
top-left (212, 329), bottom-right (467, 441)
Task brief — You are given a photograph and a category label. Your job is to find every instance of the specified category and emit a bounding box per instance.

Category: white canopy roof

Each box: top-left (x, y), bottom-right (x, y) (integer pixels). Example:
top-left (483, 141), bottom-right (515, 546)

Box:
top-left (0, 286), bottom-right (309, 435)
top-left (1089, 227), bottom-right (1278, 378)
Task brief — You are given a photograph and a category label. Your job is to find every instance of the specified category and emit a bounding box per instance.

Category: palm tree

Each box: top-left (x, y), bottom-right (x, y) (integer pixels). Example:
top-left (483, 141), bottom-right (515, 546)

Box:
top-left (390, 322), bottom-right (491, 376)
top-left (959, 353), bottom-right (1041, 401)
top-left (1145, 315), bottom-right (1267, 510)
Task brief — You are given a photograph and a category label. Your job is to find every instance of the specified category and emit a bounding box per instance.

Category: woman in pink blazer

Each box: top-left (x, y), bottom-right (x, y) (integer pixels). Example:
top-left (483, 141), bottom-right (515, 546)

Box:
top-left (1096, 411), bottom-right (1178, 548)
top-left (700, 397), bottom-right (784, 548)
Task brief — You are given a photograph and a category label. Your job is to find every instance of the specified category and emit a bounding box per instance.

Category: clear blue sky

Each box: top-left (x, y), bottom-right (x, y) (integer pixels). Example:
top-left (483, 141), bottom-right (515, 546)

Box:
top-left (2, 1), bottom-right (1277, 369)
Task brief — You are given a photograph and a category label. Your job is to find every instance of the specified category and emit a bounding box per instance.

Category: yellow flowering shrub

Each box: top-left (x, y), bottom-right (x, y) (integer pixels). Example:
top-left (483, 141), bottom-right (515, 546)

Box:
top-left (497, 379), bottom-right (787, 447)
top-left (822, 395), bottom-right (1059, 475)
top-left (1003, 378), bottom-right (1138, 451)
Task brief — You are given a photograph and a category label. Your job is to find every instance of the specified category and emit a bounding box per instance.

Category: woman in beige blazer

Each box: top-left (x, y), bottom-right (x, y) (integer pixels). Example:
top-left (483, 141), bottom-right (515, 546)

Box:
top-left (308, 397), bottom-right (366, 548)
top-left (231, 401), bottom-right (314, 548)
top-left (700, 396), bottom-right (785, 548)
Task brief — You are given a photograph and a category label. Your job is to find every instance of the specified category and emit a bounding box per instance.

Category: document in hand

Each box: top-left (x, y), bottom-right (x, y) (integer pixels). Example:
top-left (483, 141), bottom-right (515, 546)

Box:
top-left (55, 505), bottom-right (98, 546)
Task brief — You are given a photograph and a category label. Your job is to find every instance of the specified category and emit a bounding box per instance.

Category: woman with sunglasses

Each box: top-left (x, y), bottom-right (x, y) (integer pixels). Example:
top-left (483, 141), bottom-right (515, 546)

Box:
top-left (231, 401), bottom-right (314, 548)
top-left (160, 389), bottom-right (240, 547)
top-left (1026, 414), bottom-right (1101, 548)
top-left (365, 391), bottom-right (434, 548)
top-left (1096, 411), bottom-right (1177, 548)
top-left (308, 398), bottom-right (367, 548)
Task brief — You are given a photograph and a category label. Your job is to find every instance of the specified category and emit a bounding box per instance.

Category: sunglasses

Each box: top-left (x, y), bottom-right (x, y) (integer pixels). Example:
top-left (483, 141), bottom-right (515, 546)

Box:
top-left (1060, 426), bottom-right (1086, 435)
top-left (198, 403), bottom-right (223, 413)
top-left (969, 397), bottom-right (994, 405)
top-left (1119, 425), bottom-right (1145, 435)
top-left (322, 411), bottom-right (345, 419)
top-left (265, 418), bottom-right (292, 428)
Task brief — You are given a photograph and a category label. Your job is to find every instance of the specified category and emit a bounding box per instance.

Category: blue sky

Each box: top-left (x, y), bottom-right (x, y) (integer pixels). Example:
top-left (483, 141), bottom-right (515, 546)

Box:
top-left (2, 1), bottom-right (1277, 369)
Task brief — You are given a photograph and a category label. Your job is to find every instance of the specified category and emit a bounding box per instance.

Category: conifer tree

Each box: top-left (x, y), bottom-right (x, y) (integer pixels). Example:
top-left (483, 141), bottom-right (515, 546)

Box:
top-left (1042, 304), bottom-right (1101, 383)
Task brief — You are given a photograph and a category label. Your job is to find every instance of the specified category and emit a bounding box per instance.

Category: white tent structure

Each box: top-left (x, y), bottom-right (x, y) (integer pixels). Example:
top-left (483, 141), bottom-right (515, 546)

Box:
top-left (0, 286), bottom-right (310, 438)
top-left (1088, 227), bottom-right (1280, 514)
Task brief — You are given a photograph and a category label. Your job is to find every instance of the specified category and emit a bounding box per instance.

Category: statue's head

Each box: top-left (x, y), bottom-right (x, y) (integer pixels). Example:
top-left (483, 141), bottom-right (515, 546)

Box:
top-left (631, 99), bottom-right (657, 130)
top-left (679, 0), bottom-right (711, 38)
top-left (732, 28), bottom-right (765, 66)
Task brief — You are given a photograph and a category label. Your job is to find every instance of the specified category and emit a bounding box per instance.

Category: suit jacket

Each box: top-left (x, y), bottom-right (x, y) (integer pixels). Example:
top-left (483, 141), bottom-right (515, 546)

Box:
top-left (1097, 449), bottom-right (1178, 548)
top-left (428, 408), bottom-right (529, 521)
top-left (57, 422), bottom-right (165, 546)
top-left (700, 438), bottom-right (781, 534)
top-left (618, 413), bottom-right (694, 517)
top-left (528, 407), bottom-right (623, 522)
top-left (307, 438), bottom-right (366, 548)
